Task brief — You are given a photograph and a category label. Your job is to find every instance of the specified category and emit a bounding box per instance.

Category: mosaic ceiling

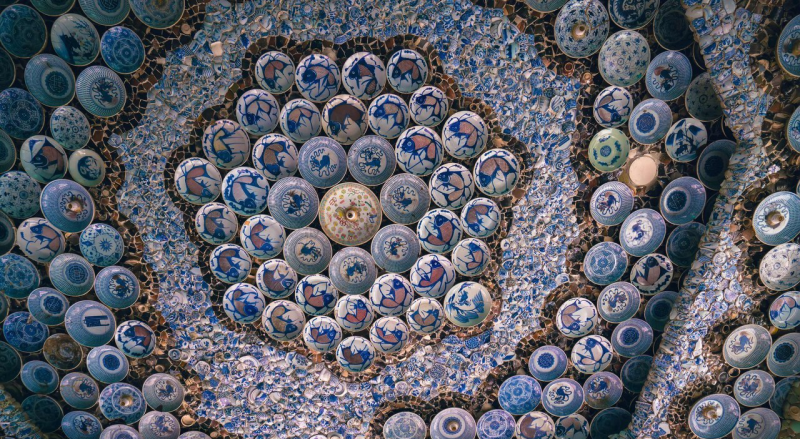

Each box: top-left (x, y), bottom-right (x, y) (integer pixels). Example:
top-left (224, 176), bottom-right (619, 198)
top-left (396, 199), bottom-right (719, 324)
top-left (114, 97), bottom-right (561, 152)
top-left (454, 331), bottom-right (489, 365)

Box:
top-left (0, 0), bottom-right (799, 438)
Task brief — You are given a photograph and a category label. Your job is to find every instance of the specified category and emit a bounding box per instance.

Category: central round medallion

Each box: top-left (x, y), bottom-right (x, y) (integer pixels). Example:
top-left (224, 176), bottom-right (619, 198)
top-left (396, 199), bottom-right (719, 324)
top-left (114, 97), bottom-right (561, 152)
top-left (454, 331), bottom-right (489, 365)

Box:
top-left (319, 182), bottom-right (382, 246)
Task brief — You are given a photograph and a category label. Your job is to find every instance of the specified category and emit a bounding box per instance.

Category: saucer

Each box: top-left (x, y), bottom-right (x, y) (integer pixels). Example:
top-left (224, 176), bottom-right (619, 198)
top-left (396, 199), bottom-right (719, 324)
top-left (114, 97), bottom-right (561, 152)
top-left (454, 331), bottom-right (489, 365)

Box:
top-left (60, 372), bottom-right (99, 409)
top-left (666, 222), bottom-right (706, 267)
top-left (753, 191), bottom-right (800, 246)
top-left (64, 300), bottom-right (115, 347)
top-left (235, 89), bottom-right (279, 137)
top-left (689, 394), bottom-right (740, 439)
top-left (477, 410), bottom-right (516, 439)
top-left (556, 297), bottom-right (598, 337)
top-left (769, 291), bottom-right (800, 330)
top-left (27, 287), bottom-right (69, 325)
top-left (296, 274), bottom-right (338, 316)
top-left (40, 179), bottom-right (95, 232)
top-left (114, 320), bottom-right (155, 358)
top-left (194, 202), bottom-right (237, 245)
top-left (369, 274), bottom-right (414, 317)
top-left (209, 244), bottom-right (251, 284)
top-left (760, 243), bottom-right (800, 291)
top-left (611, 319), bottom-right (653, 357)
top-left (461, 197), bottom-right (501, 238)
top-left (593, 86), bottom-right (633, 128)
top-left (627, 155), bottom-right (659, 188)
top-left (175, 158), bottom-right (222, 204)
top-left (255, 51), bottom-right (295, 94)
top-left (598, 30), bottom-right (650, 87)
top-left (685, 73), bottom-right (723, 122)
top-left (369, 316), bottom-right (409, 354)
top-left (384, 412), bottom-right (426, 439)
top-left (734, 370), bottom-right (775, 408)
top-left (554, 0), bottom-right (610, 58)
top-left (128, 0), bottom-right (184, 29)
top-left (443, 111), bottom-right (489, 159)
top-left (571, 334), bottom-right (613, 374)
top-left (417, 209), bottom-right (463, 254)
top-left (0, 5), bottom-right (47, 58)
top-left (371, 224), bottom-right (420, 272)
top-left (590, 181), bottom-right (634, 226)
top-left (380, 173), bottom-right (431, 224)
top-left (0, 88), bottom-right (45, 139)
top-left (590, 407), bottom-right (633, 439)
top-left (239, 214), bottom-right (285, 259)
top-left (583, 241), bottom-right (628, 285)
top-left (295, 54), bottom-right (340, 103)
top-left (609, 0), bottom-right (657, 29)
top-left (336, 336), bottom-right (375, 373)
top-left (474, 148), bottom-right (520, 196)
top-left (303, 315), bottom-right (342, 353)
top-left (406, 297), bottom-right (444, 334)
top-left (98, 382), bottom-right (146, 424)
top-left (347, 135), bottom-right (396, 186)
top-left (225, 283), bottom-right (267, 324)
top-left (542, 378), bottom-right (584, 416)
top-left (583, 372), bottom-right (623, 409)
top-left (410, 86), bottom-right (449, 127)
top-left (528, 345), bottom-right (569, 381)
top-left (202, 119), bottom-right (250, 169)
top-left (653, 0), bottom-right (693, 50)
top-left (342, 52), bottom-right (386, 100)
top-left (52, 14), bottom-right (100, 66)
top-left (298, 137), bottom-right (347, 188)
top-left (630, 253), bottom-right (673, 295)
top-left (0, 171), bottom-right (42, 219)
top-left (431, 408), bottom-right (476, 439)
top-left (696, 139), bottom-right (735, 190)
top-left (138, 411), bottom-right (180, 439)
top-left (24, 54), bottom-right (75, 107)
top-left (86, 345), bottom-right (129, 383)
top-left (75, 66), bottom-right (126, 117)
top-left (430, 163), bottom-right (475, 210)
top-left (646, 51), bottom-right (692, 101)
top-left (0, 129), bottom-right (16, 173)
top-left (451, 238), bottom-right (490, 277)
top-left (367, 94), bottom-right (410, 139)
top-left (267, 177), bottom-right (319, 229)
top-left (395, 125), bottom-right (444, 176)
top-left (498, 375), bottom-right (542, 415)
top-left (100, 26), bottom-right (144, 74)
top-left (778, 15), bottom-right (800, 78)
top-left (620, 208), bottom-right (667, 257)
top-left (723, 324), bottom-right (772, 369)
top-left (280, 99), bottom-right (322, 143)
top-left (659, 176), bottom-right (706, 225)
top-left (553, 415), bottom-right (589, 439)
top-left (597, 281), bottom-right (641, 323)
top-left (283, 228), bottom-right (332, 275)
top-left (386, 49), bottom-right (428, 94)
top-left (321, 94), bottom-right (368, 144)
top-left (20, 135), bottom-right (67, 183)
top-left (767, 333), bottom-right (800, 377)
top-left (79, 0), bottom-right (129, 25)
top-left (329, 247), bottom-right (376, 295)
top-left (221, 167), bottom-right (269, 216)
top-left (252, 133), bottom-right (298, 181)
top-left (516, 412), bottom-right (555, 439)
top-left (80, 222), bottom-right (124, 266)
top-left (95, 266), bottom-right (140, 309)
top-left (50, 106), bottom-right (90, 152)
top-left (410, 254), bottom-right (457, 299)
top-left (17, 217), bottom-right (65, 263)
top-left (444, 281), bottom-right (492, 327)
top-left (588, 128), bottom-right (629, 172)
top-left (732, 408), bottom-right (781, 439)
top-left (255, 259), bottom-right (297, 299)
top-left (319, 183), bottom-right (381, 246)
top-left (666, 118), bottom-right (708, 162)
top-left (4, 312), bottom-right (48, 352)
top-left (42, 333), bottom-right (83, 370)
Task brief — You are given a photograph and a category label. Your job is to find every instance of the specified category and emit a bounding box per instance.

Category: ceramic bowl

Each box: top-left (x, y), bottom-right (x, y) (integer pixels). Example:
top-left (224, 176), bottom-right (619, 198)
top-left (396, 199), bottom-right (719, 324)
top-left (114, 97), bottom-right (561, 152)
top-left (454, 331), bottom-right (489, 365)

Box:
top-left (266, 177), bottom-right (319, 229)
top-left (430, 408), bottom-right (476, 439)
top-left (80, 222), bottom-right (125, 266)
top-left (767, 333), bottom-right (800, 377)
top-left (341, 52), bottom-right (386, 100)
top-left (0, 88), bottom-right (45, 139)
top-left (336, 335), bottom-right (375, 373)
top-left (21, 360), bottom-right (58, 394)
top-left (0, 5), bottom-right (47, 58)
top-left (21, 394), bottom-right (62, 433)
top-left (24, 54), bottom-right (75, 107)
top-left (395, 126), bottom-right (444, 176)
top-left (27, 287), bottom-right (69, 325)
top-left (554, 0), bottom-right (610, 58)
top-left (255, 259), bottom-right (297, 299)
top-left (769, 290), bottom-right (800, 330)
top-left (628, 98), bottom-right (673, 145)
top-left (0, 129), bottom-right (16, 173)
top-left (98, 382), bottom-right (146, 424)
top-left (369, 224), bottom-right (418, 273)
top-left (583, 371), bottom-right (624, 409)
top-left (297, 136), bottom-right (347, 188)
top-left (760, 243), bottom-right (800, 291)
top-left (734, 370), bottom-right (775, 407)
top-left (0, 49), bottom-right (12, 89)
top-left (20, 136), bottom-right (67, 184)
top-left (598, 31), bottom-right (650, 87)
top-left (528, 345), bottom-right (568, 382)
top-left (318, 183), bottom-right (381, 246)
top-left (367, 93), bottom-right (410, 139)
top-left (240, 214), bottom-right (284, 259)
top-left (295, 54), bottom-right (340, 102)
top-left (653, 0), bottom-right (693, 50)
top-left (380, 173), bottom-right (430, 224)
top-left (666, 222), bottom-right (705, 268)
top-left (410, 85), bottom-right (449, 127)
top-left (369, 316), bottom-right (409, 354)
top-left (460, 197), bottom-right (501, 238)
top-left (689, 394), bottom-right (740, 439)
top-left (659, 176), bottom-right (706, 225)
top-left (588, 128), bottom-right (629, 172)
top-left (611, 319), bottom-right (653, 357)
top-left (590, 181), bottom-right (634, 226)
top-left (128, 0), bottom-right (184, 29)
top-left (79, 0), bottom-right (129, 25)
top-left (302, 315), bottom-right (342, 353)
top-left (620, 208), bottom-right (667, 257)
top-left (41, 179), bottom-right (95, 232)
top-left (696, 139), bottom-right (735, 190)
top-left (255, 51), bottom-right (295, 94)
top-left (788, 107), bottom-right (800, 153)
top-left (0, 253), bottom-right (40, 299)
top-left (64, 300), bottom-right (115, 347)
top-left (69, 148), bottom-right (106, 188)
top-left (209, 243), bottom-right (251, 284)
top-left (283, 228), bottom-right (332, 275)
top-left (451, 238), bottom-right (490, 277)
top-left (474, 149), bottom-right (520, 196)
top-left (252, 133), bottom-right (298, 181)
top-left (31, 0), bottom-right (76, 16)
top-left (141, 373), bottom-right (184, 413)
top-left (732, 408), bottom-right (781, 439)
top-left (369, 273), bottom-right (413, 317)
top-left (444, 281), bottom-right (492, 327)
top-left (665, 118), bottom-right (708, 162)
top-left (328, 247), bottom-right (376, 295)
top-left (417, 209), bottom-right (463, 254)
top-left (609, 0), bottom-right (657, 29)
top-left (321, 94), bottom-right (368, 144)
top-left (778, 15), bottom-right (800, 78)
top-left (295, 274), bottom-right (338, 316)
top-left (347, 135), bottom-right (395, 186)
top-left (542, 378), bottom-right (584, 416)
top-left (443, 111), bottom-right (489, 159)
top-left (384, 412), bottom-right (426, 439)
top-left (220, 167), bottom-right (269, 216)
top-left (685, 73), bottom-right (723, 122)
top-left (60, 372), bottom-right (99, 409)
top-left (138, 411), bottom-right (180, 439)
top-left (194, 202), bottom-right (237, 245)
top-left (630, 253), bottom-right (673, 295)
top-left (753, 191), bottom-right (800, 246)
top-left (386, 49), bottom-right (428, 93)
top-left (202, 119), bottom-right (250, 169)
top-left (75, 66), bottom-right (126, 117)
top-left (260, 297), bottom-right (305, 338)
top-left (571, 334), bottom-right (613, 374)
top-left (591, 407), bottom-right (633, 439)
top-left (583, 241), bottom-right (628, 285)
top-left (114, 320), bottom-right (155, 359)
top-left (235, 89), bottom-right (279, 137)
top-left (94, 266), bottom-right (140, 309)
top-left (498, 375), bottom-right (542, 415)
top-left (174, 158), bottom-right (221, 204)
top-left (556, 297), bottom-right (598, 337)
top-left (597, 281), bottom-right (640, 323)
top-left (429, 163), bottom-right (475, 210)
top-left (17, 217), bottom-right (65, 263)
top-left (553, 415), bottom-right (589, 439)
top-left (0, 171), bottom-right (42, 219)
top-left (723, 324), bottom-right (772, 369)
top-left (593, 86), bottom-right (633, 128)
top-left (477, 410), bottom-right (515, 439)
top-left (646, 51), bottom-right (692, 101)
top-left (86, 345), bottom-right (129, 383)
top-left (50, 106), bottom-right (90, 151)
top-left (42, 333), bottom-right (83, 370)
top-left (410, 254), bottom-right (457, 299)
top-left (100, 26), bottom-right (144, 74)
top-left (406, 297), bottom-right (444, 334)
top-left (4, 311), bottom-right (49, 352)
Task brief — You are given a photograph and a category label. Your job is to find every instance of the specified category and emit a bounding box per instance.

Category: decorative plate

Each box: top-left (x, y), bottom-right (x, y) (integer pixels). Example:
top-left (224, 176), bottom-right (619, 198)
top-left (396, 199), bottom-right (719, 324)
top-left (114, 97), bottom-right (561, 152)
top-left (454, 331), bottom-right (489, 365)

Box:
top-left (318, 183), bottom-right (381, 246)
top-left (597, 281), bottom-right (641, 323)
top-left (202, 119), bottom-right (251, 169)
top-left (0, 49), bottom-right (12, 89)
top-left (553, 414), bottom-right (590, 439)
top-left (430, 408), bottom-right (476, 439)
top-left (659, 176), bottom-right (706, 225)
top-left (395, 125), bottom-right (444, 177)
top-left (696, 139), bottom-right (735, 190)
top-left (59, 372), bottom-right (99, 409)
top-left (645, 50), bottom-right (692, 101)
top-left (51, 14), bottom-right (100, 66)
top-left (760, 243), bottom-right (800, 291)
top-left (410, 254), bottom-right (457, 299)
top-left (417, 209), bottom-right (463, 254)
top-left (590, 181), bottom-right (634, 226)
top-left (608, 0), bottom-right (658, 29)
top-left (443, 111), bottom-right (489, 159)
top-left (630, 253), bottom-right (673, 295)
top-left (734, 370), bottom-right (775, 408)
top-left (653, 0), bottom-right (693, 50)
top-left (328, 247), bottom-right (376, 295)
top-left (588, 128), bottom-right (629, 172)
top-left (554, 0), bottom-right (610, 58)
top-left (528, 345), bottom-right (569, 382)
top-left (769, 290), bottom-right (800, 330)
top-left (220, 167), bottom-right (269, 216)
top-left (297, 137), bottom-right (347, 188)
top-left (597, 30), bottom-right (650, 87)
top-left (295, 274), bottom-right (338, 316)
top-left (474, 148), bottom-right (519, 197)
top-left (17, 217), bottom-right (65, 263)
top-left (406, 297), bottom-right (444, 335)
top-left (86, 345), bottom-right (129, 383)
top-left (767, 333), bottom-right (800, 377)
top-left (384, 412), bottom-right (426, 439)
top-left (342, 52), bottom-right (386, 100)
top-left (336, 335), bottom-right (375, 373)
top-left (256, 259), bottom-right (297, 300)
top-left (114, 320), bottom-right (155, 359)
top-left (590, 407), bottom-right (633, 439)
top-left (302, 315), bottom-right (342, 353)
top-left (542, 378), bottom-right (584, 416)
top-left (732, 408), bottom-right (781, 439)
top-left (295, 54), bottom-right (341, 103)
top-left (20, 135), bottom-right (67, 184)
top-left (128, 0), bottom-right (184, 29)
top-left (723, 324), bottom-right (772, 369)
top-left (367, 93), bottom-right (410, 140)
top-left (583, 241), bottom-right (628, 285)
top-left (0, 171), bottom-right (42, 219)
top-left (371, 224), bottom-right (419, 273)
top-left (49, 253), bottom-right (94, 297)
top-left (778, 15), bottom-right (800, 77)
top-left (50, 106), bottom-right (91, 151)
top-left (40, 179), bottom-right (95, 232)
top-left (477, 410), bottom-right (515, 439)
top-left (556, 297), bottom-right (598, 338)
top-left (79, 222), bottom-right (124, 266)
top-left (443, 281), bottom-right (492, 327)
top-left (27, 287), bottom-right (69, 325)
top-left (611, 319), bottom-right (653, 357)
top-left (583, 372), bottom-right (624, 409)
top-left (0, 5), bottom-right (48, 58)
top-left (620, 208), bottom-right (667, 257)
top-left (644, 290), bottom-right (677, 331)
top-left (4, 311), bottom-right (49, 352)
top-left (410, 86), bottom-right (449, 127)
top-left (386, 49), bottom-right (428, 94)
top-left (252, 133), bottom-right (298, 181)
top-left (628, 98), bottom-right (672, 145)
top-left (0, 254), bottom-right (41, 299)
top-left (24, 54), bottom-right (75, 107)
top-left (255, 51), bottom-right (295, 94)
top-left (666, 221), bottom-right (705, 267)
top-left (369, 316), bottom-right (409, 353)
top-left (321, 94), bottom-right (368, 144)
top-left (266, 177), bottom-right (319, 229)
top-left (100, 26), bottom-right (145, 74)
top-left (209, 243), bottom-right (251, 284)
top-left (283, 228), bottom-right (332, 275)
top-left (380, 173), bottom-right (431, 225)
top-left (94, 266), bottom-right (140, 309)
top-left (368, 273), bottom-right (413, 317)
top-left (98, 382), bottom-right (146, 424)
top-left (515, 411), bottom-right (555, 439)
top-left (753, 191), bottom-right (800, 246)
top-left (64, 300), bottom-right (115, 347)
top-left (31, 0), bottom-right (76, 16)
top-left (75, 66), bottom-right (127, 117)
top-left (688, 394), bottom-right (740, 439)
top-left (571, 334), bottom-right (613, 374)
top-left (78, 0), bottom-right (130, 25)
top-left (593, 86), bottom-right (633, 128)
top-left (347, 135), bottom-right (395, 186)
top-left (685, 73), bottom-right (723, 122)
top-left (788, 106), bottom-right (800, 152)
top-left (498, 375), bottom-right (542, 415)
top-left (0, 88), bottom-right (45, 139)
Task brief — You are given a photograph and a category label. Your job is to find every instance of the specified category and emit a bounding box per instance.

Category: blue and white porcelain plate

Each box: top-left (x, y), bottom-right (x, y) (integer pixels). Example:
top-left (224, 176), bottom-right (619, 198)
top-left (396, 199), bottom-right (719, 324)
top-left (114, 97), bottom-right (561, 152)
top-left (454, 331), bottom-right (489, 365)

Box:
top-left (27, 287), bottom-right (69, 326)
top-left (256, 259), bottom-right (297, 300)
top-left (380, 173), bottom-right (430, 225)
top-left (611, 319), bottom-right (653, 358)
top-left (608, 0), bottom-right (658, 29)
top-left (60, 372), bottom-right (99, 409)
top-left (685, 72), bottom-right (723, 122)
top-left (583, 241), bottom-right (627, 285)
top-left (20, 135), bottom-right (68, 184)
top-left (142, 373), bottom-right (185, 412)
top-left (336, 336), bottom-right (375, 373)
top-left (778, 15), bottom-right (800, 78)
top-left (451, 238), bottom-right (490, 277)
top-left (296, 274), bottom-right (338, 316)
top-left (329, 247), bottom-right (377, 295)
top-left (0, 340), bottom-right (21, 382)
top-left (40, 179), bottom-right (95, 232)
top-left (31, 0), bottom-right (76, 17)
top-left (24, 54), bottom-right (75, 107)
top-left (255, 51), bottom-right (295, 94)
top-left (283, 227), bottom-right (332, 275)
top-left (630, 253), bottom-right (673, 295)
top-left (430, 408), bottom-right (476, 439)
top-left (252, 133), bottom-right (298, 181)
top-left (0, 5), bottom-right (48, 58)
top-left (598, 30), bottom-right (650, 87)
top-left (384, 411), bottom-right (426, 439)
top-left (98, 382), bottom-right (146, 424)
top-left (646, 50), bottom-right (692, 101)
top-left (221, 167), bottom-right (269, 216)
top-left (369, 316), bottom-right (409, 354)
top-left (689, 394), bottom-right (740, 439)
top-left (321, 94), bottom-right (368, 145)
top-left (620, 208), bottom-right (666, 257)
top-left (477, 409), bottom-right (516, 439)
top-left (696, 139), bottom-right (735, 190)
top-left (542, 378), bottom-right (585, 417)
top-left (0, 88), bottom-right (45, 140)
top-left (347, 135), bottom-right (395, 186)
top-left (75, 66), bottom-right (126, 117)
top-left (17, 217), bottom-right (65, 263)
top-left (266, 177), bottom-right (319, 229)
top-left (644, 290), bottom-right (677, 332)
top-left (732, 408), bottom-right (781, 439)
top-left (129, 0), bottom-right (184, 29)
top-left (588, 128), bottom-right (630, 172)
top-left (515, 411), bottom-right (555, 439)
top-left (50, 106), bottom-right (90, 151)
top-left (202, 119), bottom-right (251, 169)
top-left (0, 171), bottom-right (42, 219)
top-left (788, 107), bottom-right (800, 153)
top-left (175, 157), bottom-right (221, 204)
top-left (442, 110), bottom-right (489, 159)
top-left (443, 281), bottom-right (492, 327)
top-left (593, 86), bottom-right (633, 128)
top-left (61, 411), bottom-right (103, 439)
top-left (628, 98), bottom-right (672, 145)
top-left (528, 345), bottom-right (568, 382)
top-left (49, 253), bottom-right (94, 297)
top-left (236, 89), bottom-right (280, 137)
top-left (556, 297), bottom-right (598, 337)
top-left (666, 221), bottom-right (705, 267)
top-left (417, 209), bottom-right (463, 254)
top-left (590, 407), bottom-right (633, 439)
top-left (115, 320), bottom-right (156, 359)
top-left (0, 253), bottom-right (41, 299)
top-left (430, 163), bottom-right (475, 210)
top-left (597, 281), bottom-right (640, 323)
top-left (583, 371), bottom-right (623, 409)
top-left (194, 202), bottom-right (237, 245)
top-left (410, 86), bottom-right (449, 127)
top-left (67, 149), bottom-right (103, 190)
top-left (461, 197), bottom-right (500, 238)
top-left (369, 273), bottom-right (413, 317)
top-left (659, 176), bottom-right (706, 225)
top-left (79, 0), bottom-right (130, 25)
top-left (367, 93), bottom-right (410, 139)
top-left (753, 191), bottom-right (800, 246)
top-left (734, 370), bottom-right (775, 408)
top-left (209, 243), bottom-right (252, 284)
top-left (665, 118), bottom-right (707, 162)
top-left (554, 0), bottom-right (610, 58)
top-left (303, 315), bottom-right (342, 353)
top-left (223, 283), bottom-right (266, 324)
top-left (498, 375), bottom-right (542, 415)
top-left (240, 214), bottom-right (284, 259)
top-left (80, 222), bottom-right (124, 266)
top-left (386, 49), bottom-right (428, 94)
top-left (590, 181), bottom-right (634, 226)
top-left (395, 125), bottom-right (444, 177)
top-left (760, 243), bottom-right (800, 291)
top-left (295, 54), bottom-right (341, 103)
top-left (100, 26), bottom-right (145, 74)
top-left (86, 345), bottom-right (129, 383)
top-left (571, 334), bottom-right (613, 374)
top-left (64, 300), bottom-right (115, 347)
top-left (0, 129), bottom-right (16, 173)
top-left (410, 254), bottom-right (457, 299)
top-left (723, 324), bottom-right (772, 369)
top-left (297, 136), bottom-right (347, 188)
top-left (554, 415), bottom-right (590, 439)
top-left (3, 311), bottom-right (49, 352)
top-left (406, 297), bottom-right (444, 334)
top-left (767, 333), bottom-right (800, 377)
top-left (51, 14), bottom-right (100, 66)
top-left (653, 0), bottom-right (693, 50)
top-left (94, 266), bottom-right (140, 309)
top-left (341, 52), bottom-right (386, 100)
top-left (21, 394), bottom-right (62, 433)
top-left (474, 148), bottom-right (520, 197)
top-left (769, 291), bottom-right (800, 330)
top-left (371, 224), bottom-right (420, 273)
